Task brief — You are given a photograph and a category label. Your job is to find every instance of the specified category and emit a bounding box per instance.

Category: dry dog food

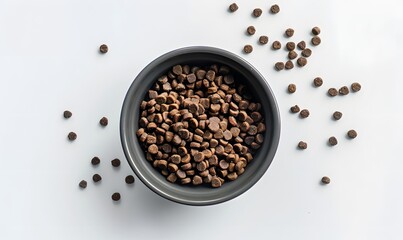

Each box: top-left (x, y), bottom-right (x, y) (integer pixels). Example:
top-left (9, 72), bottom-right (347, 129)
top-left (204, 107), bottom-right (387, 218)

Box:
top-left (321, 176), bottom-right (330, 184)
top-left (63, 110), bottom-right (72, 119)
top-left (333, 111), bottom-right (342, 120)
top-left (328, 88), bottom-right (338, 97)
top-left (99, 117), bottom-right (108, 126)
top-left (347, 130), bottom-right (357, 139)
top-left (68, 132), bottom-right (77, 141)
top-left (300, 109), bottom-right (310, 118)
top-left (275, 62), bottom-right (285, 71)
top-left (285, 28), bottom-right (294, 37)
top-left (111, 158), bottom-right (121, 167)
top-left (328, 136), bottom-right (338, 146)
top-left (270, 4), bottom-right (280, 14)
top-left (137, 64), bottom-right (266, 187)
top-left (312, 27), bottom-right (321, 35)
top-left (288, 84), bottom-right (296, 93)
top-left (125, 175), bottom-right (135, 184)
top-left (247, 26), bottom-right (256, 35)
top-left (111, 192), bottom-right (121, 201)
top-left (351, 82), bottom-right (361, 92)
top-left (229, 3), bottom-right (239, 12)
top-left (272, 41), bottom-right (281, 50)
top-left (92, 174), bottom-right (102, 182)
top-left (298, 141), bottom-right (307, 149)
top-left (253, 8), bottom-right (262, 17)
top-left (313, 77), bottom-right (323, 87)
top-left (91, 157), bottom-right (100, 165)
top-left (79, 180), bottom-right (87, 188)
top-left (259, 36), bottom-right (269, 45)
top-left (290, 105), bottom-right (300, 113)
top-left (243, 45), bottom-right (253, 53)
top-left (99, 44), bottom-right (108, 53)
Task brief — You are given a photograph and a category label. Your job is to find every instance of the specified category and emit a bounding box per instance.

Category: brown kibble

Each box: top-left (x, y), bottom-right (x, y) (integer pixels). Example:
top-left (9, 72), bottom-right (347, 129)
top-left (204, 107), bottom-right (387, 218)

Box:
top-left (290, 105), bottom-right (300, 113)
top-left (288, 51), bottom-right (298, 60)
top-left (243, 44), bottom-right (253, 53)
top-left (79, 180), bottom-right (87, 188)
top-left (253, 8), bottom-right (262, 17)
top-left (247, 26), bottom-right (256, 35)
top-left (99, 44), bottom-right (108, 53)
top-left (285, 61), bottom-right (294, 70)
top-left (181, 177), bottom-right (191, 184)
top-left (311, 36), bottom-right (321, 46)
top-left (63, 110), bottom-right (72, 119)
top-left (286, 42), bottom-right (295, 51)
top-left (275, 62), bottom-right (285, 71)
top-left (192, 175), bottom-right (203, 185)
top-left (125, 175), bottom-right (135, 184)
top-left (176, 170), bottom-right (186, 179)
top-left (297, 41), bottom-right (306, 50)
top-left (298, 141), bottom-right (307, 149)
top-left (288, 84), bottom-right (296, 93)
top-left (328, 88), bottom-right (338, 97)
top-left (313, 77), bottom-right (323, 87)
top-left (227, 172), bottom-right (238, 181)
top-left (270, 4), bottom-right (280, 14)
top-left (111, 192), bottom-right (121, 201)
top-left (328, 136), bottom-right (338, 146)
top-left (111, 158), bottom-right (121, 167)
top-left (229, 3), bottom-right (238, 12)
top-left (91, 157), bottom-right (100, 165)
top-left (148, 144), bottom-right (158, 154)
top-left (339, 86), bottom-right (349, 95)
top-left (172, 65), bottom-right (182, 75)
top-left (347, 130), bottom-right (357, 139)
top-left (257, 123), bottom-right (265, 133)
top-left (312, 27), bottom-right (321, 35)
top-left (272, 41), bottom-right (281, 50)
top-left (351, 82), bottom-right (361, 92)
top-left (167, 173), bottom-right (177, 183)
top-left (285, 28), bottom-right (294, 37)
top-left (333, 111), bottom-right (342, 120)
top-left (301, 48), bottom-right (312, 57)
top-left (68, 132), bottom-right (77, 141)
top-left (194, 152), bottom-right (205, 162)
top-left (300, 109), bottom-right (310, 118)
top-left (197, 161), bottom-right (207, 172)
top-left (211, 176), bottom-right (222, 188)
top-left (170, 154), bottom-right (181, 164)
top-left (219, 160), bottom-right (229, 170)
top-left (297, 57), bottom-right (307, 67)
top-left (223, 130), bottom-right (232, 141)
top-left (321, 176), bottom-right (330, 184)
top-left (259, 36), bottom-right (268, 45)
top-left (92, 174), bottom-right (102, 182)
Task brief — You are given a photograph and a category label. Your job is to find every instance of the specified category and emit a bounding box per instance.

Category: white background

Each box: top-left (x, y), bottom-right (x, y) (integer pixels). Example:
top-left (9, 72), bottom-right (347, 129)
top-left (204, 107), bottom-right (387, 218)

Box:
top-left (1, 0), bottom-right (403, 239)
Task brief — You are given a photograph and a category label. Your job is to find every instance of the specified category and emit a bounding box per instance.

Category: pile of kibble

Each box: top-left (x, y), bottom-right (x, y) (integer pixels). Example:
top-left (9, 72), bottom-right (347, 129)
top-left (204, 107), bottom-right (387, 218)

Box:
top-left (229, 3), bottom-right (362, 185)
top-left (137, 64), bottom-right (266, 187)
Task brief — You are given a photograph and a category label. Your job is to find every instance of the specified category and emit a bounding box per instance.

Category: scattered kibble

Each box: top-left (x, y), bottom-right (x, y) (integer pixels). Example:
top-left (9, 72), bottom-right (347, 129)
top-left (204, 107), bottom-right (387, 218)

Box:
top-left (321, 176), bottom-right (330, 184)
top-left (339, 86), bottom-right (349, 95)
top-left (313, 77), bottom-right (323, 87)
top-left (259, 36), bottom-right (268, 45)
top-left (301, 48), bottom-right (312, 57)
top-left (285, 28), bottom-right (294, 37)
top-left (288, 84), bottom-right (296, 93)
top-left (351, 82), bottom-right (361, 92)
top-left (270, 4), bottom-right (280, 14)
top-left (111, 158), bottom-right (121, 167)
top-left (300, 109), bottom-right (310, 118)
top-left (79, 180), bottom-right (87, 188)
top-left (229, 3), bottom-right (238, 12)
top-left (297, 57), bottom-right (307, 67)
top-left (312, 27), bottom-right (321, 35)
top-left (333, 111), bottom-right (343, 120)
top-left (298, 141), bottom-right (308, 149)
top-left (288, 51), bottom-right (298, 60)
top-left (99, 44), bottom-right (108, 53)
top-left (272, 41), bottom-right (281, 50)
top-left (125, 175), bottom-right (135, 184)
top-left (99, 117), bottom-right (108, 126)
top-left (297, 41), bottom-right (306, 50)
top-left (68, 132), bottom-right (77, 141)
top-left (247, 26), bottom-right (256, 35)
top-left (286, 42), bottom-right (296, 51)
top-left (253, 8), bottom-right (262, 17)
top-left (92, 174), bottom-right (102, 182)
top-left (311, 36), bottom-right (321, 46)
top-left (347, 130), bottom-right (357, 139)
top-left (275, 62), bottom-right (285, 71)
top-left (91, 157), bottom-right (100, 165)
top-left (328, 136), bottom-right (338, 146)
top-left (63, 110), bottom-right (72, 119)
top-left (328, 88), bottom-right (338, 97)
top-left (285, 60), bottom-right (294, 70)
top-left (111, 192), bottom-right (121, 201)
top-left (243, 44), bottom-right (253, 53)
top-left (290, 105), bottom-right (300, 113)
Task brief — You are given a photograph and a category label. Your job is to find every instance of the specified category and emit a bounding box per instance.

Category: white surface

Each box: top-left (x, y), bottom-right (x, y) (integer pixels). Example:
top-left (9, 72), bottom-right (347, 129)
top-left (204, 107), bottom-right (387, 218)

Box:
top-left (1, 0), bottom-right (403, 239)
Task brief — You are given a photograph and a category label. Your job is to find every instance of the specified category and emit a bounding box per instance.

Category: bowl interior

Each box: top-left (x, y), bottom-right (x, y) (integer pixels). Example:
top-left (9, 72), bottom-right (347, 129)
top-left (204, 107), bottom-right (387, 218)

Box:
top-left (120, 47), bottom-right (280, 205)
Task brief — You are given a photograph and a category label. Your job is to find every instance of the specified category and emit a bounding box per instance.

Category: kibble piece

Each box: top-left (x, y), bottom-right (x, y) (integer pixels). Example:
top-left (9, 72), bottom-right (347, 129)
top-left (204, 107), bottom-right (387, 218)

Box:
top-left (229, 3), bottom-right (238, 12)
top-left (351, 82), bottom-right (361, 92)
top-left (111, 158), bottom-right (121, 167)
top-left (243, 45), bottom-right (253, 54)
top-left (270, 4), bottom-right (280, 14)
top-left (259, 36), bottom-right (269, 45)
top-left (167, 173), bottom-right (177, 183)
top-left (194, 152), bottom-right (205, 162)
top-left (92, 174), bottom-right (102, 182)
top-left (272, 41), bottom-right (281, 50)
top-left (290, 105), bottom-right (300, 113)
top-left (247, 26), bottom-right (256, 35)
top-left (111, 192), bottom-right (121, 201)
top-left (91, 157), bottom-right (100, 165)
top-left (347, 130), bottom-right (357, 139)
top-left (298, 141), bottom-right (307, 149)
top-left (321, 176), bottom-right (330, 184)
top-left (253, 8), bottom-right (262, 17)
top-left (99, 117), bottom-right (108, 126)
top-left (68, 132), bottom-right (77, 141)
top-left (63, 110), bottom-right (72, 119)
top-left (125, 175), bottom-right (135, 184)
top-left (297, 57), bottom-right (307, 67)
top-left (211, 176), bottom-right (222, 188)
top-left (301, 48), bottom-right (312, 57)
top-left (339, 86), bottom-right (349, 95)
top-left (176, 170), bottom-right (186, 179)
top-left (288, 51), bottom-right (297, 60)
top-left (333, 111), bottom-right (342, 120)
top-left (285, 28), bottom-right (294, 37)
top-left (300, 109), bottom-right (310, 118)
top-left (311, 36), bottom-right (321, 46)
top-left (285, 61), bottom-right (294, 70)
top-left (312, 27), bottom-right (321, 35)
top-left (275, 62), bottom-right (285, 71)
top-left (313, 77), bottom-right (323, 87)
top-left (192, 175), bottom-right (203, 185)
top-left (288, 84), bottom-right (296, 93)
top-left (328, 88), bottom-right (338, 97)
top-left (99, 44), bottom-right (108, 53)
top-left (148, 144), bottom-right (159, 154)
top-left (297, 41), bottom-right (306, 50)
top-left (286, 42), bottom-right (295, 51)
top-left (79, 180), bottom-right (87, 188)
top-left (328, 136), bottom-right (338, 146)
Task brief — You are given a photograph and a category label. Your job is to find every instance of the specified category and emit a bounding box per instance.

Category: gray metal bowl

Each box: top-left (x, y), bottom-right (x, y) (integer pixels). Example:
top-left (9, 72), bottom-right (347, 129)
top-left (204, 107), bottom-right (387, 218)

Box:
top-left (120, 46), bottom-right (280, 206)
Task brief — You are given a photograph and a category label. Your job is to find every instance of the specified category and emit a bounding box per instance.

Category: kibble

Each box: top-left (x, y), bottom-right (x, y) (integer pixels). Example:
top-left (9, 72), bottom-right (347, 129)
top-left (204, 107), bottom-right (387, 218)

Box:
top-left (99, 44), bottom-right (108, 53)
top-left (275, 62), bottom-right (285, 71)
top-left (286, 42), bottom-right (295, 51)
top-left (272, 41), bottom-right (281, 50)
top-left (285, 28), bottom-right (294, 37)
top-left (285, 61), bottom-right (294, 70)
top-left (259, 36), bottom-right (269, 45)
top-left (300, 109), bottom-right (310, 118)
top-left (313, 77), bottom-right (323, 87)
top-left (298, 141), bottom-right (307, 149)
top-left (270, 4), bottom-right (280, 14)
top-left (312, 27), bottom-right (321, 35)
top-left (328, 136), bottom-right (338, 146)
top-left (347, 130), bottom-right (357, 139)
top-left (321, 176), bottom-right (330, 184)
top-left (290, 105), bottom-right (300, 113)
top-left (111, 158), bottom-right (121, 167)
top-left (63, 110), bottom-right (72, 119)
top-left (297, 57), bottom-right (307, 67)
top-left (339, 86), bottom-right (349, 95)
top-left (311, 36), bottom-right (321, 46)
top-left (253, 8), bottom-right (262, 17)
top-left (351, 82), bottom-right (361, 92)
top-left (247, 26), bottom-right (256, 35)
top-left (328, 88), bottom-right (338, 97)
top-left (243, 44), bottom-right (253, 53)
top-left (288, 84), bottom-right (296, 93)
top-left (99, 117), bottom-right (108, 126)
top-left (301, 48), bottom-right (312, 57)
top-left (111, 192), bottom-right (121, 201)
top-left (333, 111), bottom-right (342, 120)
top-left (288, 51), bottom-right (298, 60)
top-left (92, 174), bottom-right (102, 182)
top-left (91, 157), bottom-right (100, 165)
top-left (297, 41), bottom-right (306, 50)
top-left (79, 180), bottom-right (87, 188)
top-left (125, 175), bottom-right (135, 184)
top-left (229, 3), bottom-right (238, 12)
top-left (68, 132), bottom-right (77, 141)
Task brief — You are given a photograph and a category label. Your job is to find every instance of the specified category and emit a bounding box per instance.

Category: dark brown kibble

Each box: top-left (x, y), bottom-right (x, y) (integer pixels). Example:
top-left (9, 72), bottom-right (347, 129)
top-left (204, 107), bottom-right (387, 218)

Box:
top-left (298, 141), bottom-right (307, 149)
top-left (275, 62), bottom-right (285, 71)
top-left (286, 42), bottom-right (295, 51)
top-left (99, 44), bottom-right (108, 53)
top-left (247, 26), bottom-right (256, 35)
top-left (229, 3), bottom-right (238, 12)
top-left (328, 136), bottom-right (338, 146)
top-left (297, 41), bottom-right (306, 50)
top-left (288, 51), bottom-right (298, 60)
top-left (270, 4), bottom-right (280, 14)
top-left (99, 117), bottom-right (108, 126)
top-left (211, 176), bottom-right (222, 188)
top-left (301, 48), bottom-right (312, 57)
top-left (111, 158), bottom-right (121, 167)
top-left (321, 176), bottom-right (330, 184)
top-left (312, 27), bottom-right (321, 35)
top-left (328, 88), bottom-right (338, 97)
top-left (351, 82), bottom-right (361, 92)
top-left (253, 8), bottom-right (262, 17)
top-left (313, 77), bottom-right (323, 87)
top-left (339, 86), bottom-right (349, 95)
top-left (288, 84), bottom-right (296, 93)
top-left (111, 192), bottom-right (121, 201)
top-left (63, 110), bottom-right (72, 119)
top-left (259, 36), bottom-right (268, 45)
top-left (125, 175), bottom-right (135, 184)
top-left (285, 61), bottom-right (294, 70)
top-left (297, 57), bottom-right (307, 67)
top-left (333, 111), bottom-right (342, 120)
top-left (311, 36), bottom-right (321, 46)
top-left (285, 28), bottom-right (294, 37)
top-left (68, 132), bottom-right (77, 141)
top-left (347, 130), bottom-right (357, 139)
top-left (300, 109), bottom-right (310, 118)
top-left (92, 174), bottom-right (102, 182)
top-left (243, 44), bottom-right (253, 53)
top-left (272, 41), bottom-right (281, 50)
top-left (91, 157), bottom-right (100, 165)
top-left (79, 180), bottom-right (87, 188)
top-left (290, 105), bottom-right (300, 113)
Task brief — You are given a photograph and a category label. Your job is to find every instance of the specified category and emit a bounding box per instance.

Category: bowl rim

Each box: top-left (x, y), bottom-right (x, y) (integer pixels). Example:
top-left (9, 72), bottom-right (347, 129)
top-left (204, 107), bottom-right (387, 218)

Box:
top-left (120, 46), bottom-right (281, 206)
